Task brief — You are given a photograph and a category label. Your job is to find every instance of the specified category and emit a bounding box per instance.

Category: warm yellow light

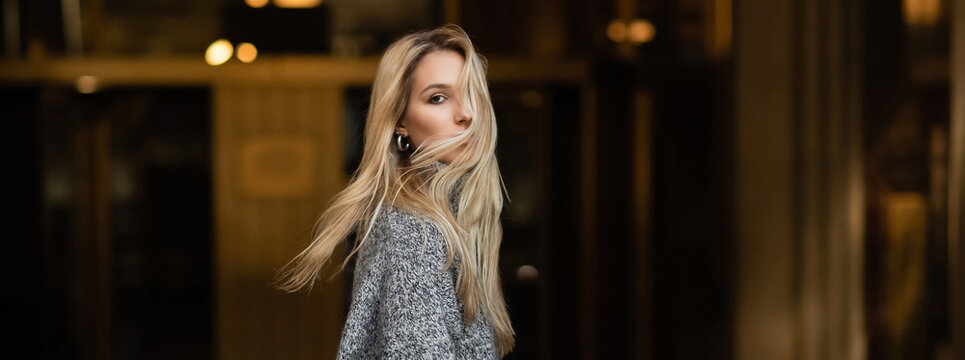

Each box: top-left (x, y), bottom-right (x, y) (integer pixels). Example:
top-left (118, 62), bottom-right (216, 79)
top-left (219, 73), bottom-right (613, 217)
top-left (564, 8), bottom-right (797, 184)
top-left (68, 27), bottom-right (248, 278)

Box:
top-left (245, 0), bottom-right (269, 8)
top-left (75, 75), bottom-right (98, 94)
top-left (205, 39), bottom-right (234, 66)
top-left (902, 0), bottom-right (941, 27)
top-left (236, 42), bottom-right (258, 63)
top-left (273, 0), bottom-right (322, 8)
top-left (607, 20), bottom-right (627, 42)
top-left (627, 19), bottom-right (656, 44)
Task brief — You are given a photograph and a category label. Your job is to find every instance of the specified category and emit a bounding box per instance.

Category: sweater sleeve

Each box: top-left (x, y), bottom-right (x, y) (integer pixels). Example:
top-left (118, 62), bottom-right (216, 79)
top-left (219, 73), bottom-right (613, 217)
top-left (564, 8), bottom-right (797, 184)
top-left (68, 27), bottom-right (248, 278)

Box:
top-left (373, 213), bottom-right (456, 359)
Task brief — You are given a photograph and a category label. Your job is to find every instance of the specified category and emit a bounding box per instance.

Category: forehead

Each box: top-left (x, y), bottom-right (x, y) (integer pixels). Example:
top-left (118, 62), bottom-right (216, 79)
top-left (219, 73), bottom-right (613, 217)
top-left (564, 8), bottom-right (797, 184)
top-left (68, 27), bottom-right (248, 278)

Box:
top-left (411, 50), bottom-right (465, 89)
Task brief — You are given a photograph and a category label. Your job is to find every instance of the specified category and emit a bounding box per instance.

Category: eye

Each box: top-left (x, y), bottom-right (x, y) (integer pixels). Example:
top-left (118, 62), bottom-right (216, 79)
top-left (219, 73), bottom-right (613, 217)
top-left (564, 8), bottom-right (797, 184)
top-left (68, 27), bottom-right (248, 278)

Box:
top-left (429, 94), bottom-right (446, 104)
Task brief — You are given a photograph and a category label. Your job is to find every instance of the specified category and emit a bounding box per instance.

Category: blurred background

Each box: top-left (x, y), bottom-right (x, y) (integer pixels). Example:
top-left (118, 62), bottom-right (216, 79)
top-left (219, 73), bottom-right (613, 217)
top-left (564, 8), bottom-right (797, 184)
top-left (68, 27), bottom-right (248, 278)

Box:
top-left (1, 0), bottom-right (964, 359)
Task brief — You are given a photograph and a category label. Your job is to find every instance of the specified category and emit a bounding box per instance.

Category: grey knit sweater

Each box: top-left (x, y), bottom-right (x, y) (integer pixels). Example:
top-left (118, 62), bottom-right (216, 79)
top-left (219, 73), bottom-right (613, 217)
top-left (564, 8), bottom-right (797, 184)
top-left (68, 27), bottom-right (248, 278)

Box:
top-left (336, 184), bottom-right (499, 359)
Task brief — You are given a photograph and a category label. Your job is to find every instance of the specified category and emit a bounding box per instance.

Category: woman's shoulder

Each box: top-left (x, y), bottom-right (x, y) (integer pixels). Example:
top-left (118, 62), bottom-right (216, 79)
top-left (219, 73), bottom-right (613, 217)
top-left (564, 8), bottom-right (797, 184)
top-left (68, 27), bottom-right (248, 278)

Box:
top-left (365, 204), bottom-right (445, 262)
top-left (376, 204), bottom-right (423, 228)
top-left (373, 205), bottom-right (430, 239)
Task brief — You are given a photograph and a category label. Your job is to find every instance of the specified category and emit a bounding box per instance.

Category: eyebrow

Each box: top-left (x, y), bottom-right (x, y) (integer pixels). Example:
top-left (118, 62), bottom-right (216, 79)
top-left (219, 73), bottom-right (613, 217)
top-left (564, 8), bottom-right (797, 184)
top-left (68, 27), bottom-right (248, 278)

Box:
top-left (420, 83), bottom-right (452, 94)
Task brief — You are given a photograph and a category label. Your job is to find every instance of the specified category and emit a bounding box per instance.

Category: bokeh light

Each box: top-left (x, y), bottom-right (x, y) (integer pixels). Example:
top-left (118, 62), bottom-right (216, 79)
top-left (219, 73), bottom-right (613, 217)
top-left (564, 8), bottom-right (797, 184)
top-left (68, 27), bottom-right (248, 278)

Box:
top-left (205, 39), bottom-right (234, 66)
top-left (516, 265), bottom-right (539, 282)
top-left (627, 19), bottom-right (656, 44)
top-left (75, 75), bottom-right (98, 94)
top-left (236, 42), bottom-right (258, 63)
top-left (902, 0), bottom-right (941, 27)
top-left (273, 0), bottom-right (323, 8)
top-left (607, 20), bottom-right (627, 42)
top-left (245, 0), bottom-right (269, 8)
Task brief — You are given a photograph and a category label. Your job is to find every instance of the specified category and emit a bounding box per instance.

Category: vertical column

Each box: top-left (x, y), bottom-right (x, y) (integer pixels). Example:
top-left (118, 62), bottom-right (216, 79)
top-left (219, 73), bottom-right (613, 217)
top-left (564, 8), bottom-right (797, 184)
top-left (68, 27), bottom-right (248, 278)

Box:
top-left (632, 89), bottom-right (653, 360)
top-left (734, 0), bottom-right (796, 359)
top-left (71, 117), bottom-right (114, 360)
top-left (213, 83), bottom-right (346, 360)
top-left (580, 81), bottom-right (598, 360)
top-left (796, 0), bottom-right (866, 359)
top-left (950, 0), bottom-right (965, 357)
top-left (735, 0), bottom-right (866, 359)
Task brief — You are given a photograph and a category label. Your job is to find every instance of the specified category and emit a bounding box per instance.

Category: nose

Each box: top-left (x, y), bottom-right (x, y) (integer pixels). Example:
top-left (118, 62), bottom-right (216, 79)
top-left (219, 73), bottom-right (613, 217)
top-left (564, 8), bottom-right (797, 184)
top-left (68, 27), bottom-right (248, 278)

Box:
top-left (456, 104), bottom-right (472, 127)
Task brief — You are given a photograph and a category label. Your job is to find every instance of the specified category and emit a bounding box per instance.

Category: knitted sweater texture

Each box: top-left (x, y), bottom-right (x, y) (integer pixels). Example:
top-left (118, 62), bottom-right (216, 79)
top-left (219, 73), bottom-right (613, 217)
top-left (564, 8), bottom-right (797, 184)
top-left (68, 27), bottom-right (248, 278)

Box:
top-left (336, 184), bottom-right (499, 359)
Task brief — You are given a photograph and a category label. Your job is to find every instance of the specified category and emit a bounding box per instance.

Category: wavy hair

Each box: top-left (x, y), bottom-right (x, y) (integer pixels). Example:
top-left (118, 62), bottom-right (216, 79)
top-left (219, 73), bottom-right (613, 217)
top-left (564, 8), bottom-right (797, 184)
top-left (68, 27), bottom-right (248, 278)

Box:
top-left (272, 24), bottom-right (514, 355)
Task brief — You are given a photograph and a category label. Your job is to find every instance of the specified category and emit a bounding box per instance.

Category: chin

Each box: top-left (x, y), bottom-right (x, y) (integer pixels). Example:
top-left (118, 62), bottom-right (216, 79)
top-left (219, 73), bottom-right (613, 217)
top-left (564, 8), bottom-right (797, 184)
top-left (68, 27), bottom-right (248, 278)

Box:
top-left (441, 148), bottom-right (468, 165)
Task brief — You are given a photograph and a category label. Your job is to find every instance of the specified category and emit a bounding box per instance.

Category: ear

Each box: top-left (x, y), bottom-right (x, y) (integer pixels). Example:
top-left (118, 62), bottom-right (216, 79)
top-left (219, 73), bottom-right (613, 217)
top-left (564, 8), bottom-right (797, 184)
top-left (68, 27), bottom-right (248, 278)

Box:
top-left (395, 120), bottom-right (408, 137)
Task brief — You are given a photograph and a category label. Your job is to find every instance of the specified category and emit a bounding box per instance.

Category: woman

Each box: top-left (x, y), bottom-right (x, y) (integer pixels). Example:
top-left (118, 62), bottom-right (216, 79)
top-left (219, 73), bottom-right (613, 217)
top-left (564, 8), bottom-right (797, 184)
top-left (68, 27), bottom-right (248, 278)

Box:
top-left (273, 24), bottom-right (515, 359)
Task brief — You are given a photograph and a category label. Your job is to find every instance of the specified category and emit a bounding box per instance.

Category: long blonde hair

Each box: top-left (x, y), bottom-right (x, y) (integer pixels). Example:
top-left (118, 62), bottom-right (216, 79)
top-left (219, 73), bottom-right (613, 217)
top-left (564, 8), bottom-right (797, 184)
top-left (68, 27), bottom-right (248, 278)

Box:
top-left (273, 24), bottom-right (515, 355)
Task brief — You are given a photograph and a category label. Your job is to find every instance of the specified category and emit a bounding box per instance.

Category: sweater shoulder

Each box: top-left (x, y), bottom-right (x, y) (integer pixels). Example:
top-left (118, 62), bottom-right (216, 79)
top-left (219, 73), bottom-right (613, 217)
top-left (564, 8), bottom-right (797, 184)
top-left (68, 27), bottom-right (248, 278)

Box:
top-left (377, 205), bottom-right (429, 237)
top-left (362, 205), bottom-right (446, 268)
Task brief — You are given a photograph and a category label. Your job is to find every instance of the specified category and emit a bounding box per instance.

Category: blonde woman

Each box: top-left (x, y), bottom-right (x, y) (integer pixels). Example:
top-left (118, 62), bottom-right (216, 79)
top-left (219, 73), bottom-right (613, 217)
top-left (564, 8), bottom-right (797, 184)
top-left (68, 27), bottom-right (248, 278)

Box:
top-left (274, 24), bottom-right (515, 359)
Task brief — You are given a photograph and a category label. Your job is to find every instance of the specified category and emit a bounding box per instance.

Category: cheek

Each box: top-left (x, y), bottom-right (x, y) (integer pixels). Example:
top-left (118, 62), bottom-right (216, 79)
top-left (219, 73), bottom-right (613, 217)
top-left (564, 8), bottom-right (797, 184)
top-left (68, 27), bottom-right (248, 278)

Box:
top-left (405, 104), bottom-right (451, 143)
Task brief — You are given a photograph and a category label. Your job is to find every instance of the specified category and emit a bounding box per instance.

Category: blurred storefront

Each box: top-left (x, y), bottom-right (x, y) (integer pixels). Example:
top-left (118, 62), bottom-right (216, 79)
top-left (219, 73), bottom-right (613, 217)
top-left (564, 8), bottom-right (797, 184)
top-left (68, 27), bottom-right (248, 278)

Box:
top-left (1, 0), bottom-right (963, 359)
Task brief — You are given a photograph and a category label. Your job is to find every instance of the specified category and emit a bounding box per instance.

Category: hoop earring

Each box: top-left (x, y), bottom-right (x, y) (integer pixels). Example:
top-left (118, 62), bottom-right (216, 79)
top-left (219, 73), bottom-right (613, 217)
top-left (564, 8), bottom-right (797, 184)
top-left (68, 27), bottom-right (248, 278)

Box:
top-left (395, 133), bottom-right (411, 152)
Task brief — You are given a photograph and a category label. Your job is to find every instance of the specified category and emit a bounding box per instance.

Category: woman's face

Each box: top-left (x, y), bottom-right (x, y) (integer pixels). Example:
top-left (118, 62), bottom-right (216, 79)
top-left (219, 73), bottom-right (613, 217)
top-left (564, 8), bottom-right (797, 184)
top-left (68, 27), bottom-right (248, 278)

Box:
top-left (397, 50), bottom-right (472, 164)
